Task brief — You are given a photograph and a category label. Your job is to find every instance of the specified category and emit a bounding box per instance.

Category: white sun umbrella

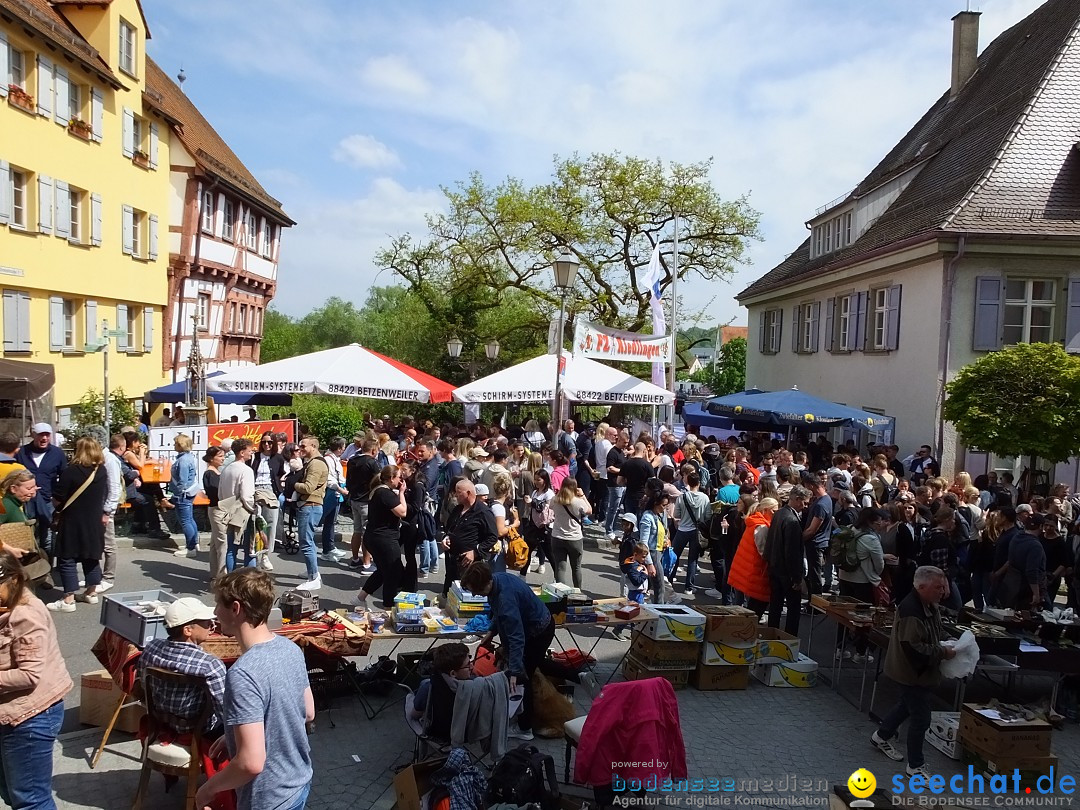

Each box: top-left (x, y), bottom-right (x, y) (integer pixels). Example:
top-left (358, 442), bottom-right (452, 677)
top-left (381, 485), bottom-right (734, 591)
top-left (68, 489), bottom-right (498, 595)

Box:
top-left (207, 343), bottom-right (456, 403)
top-left (452, 353), bottom-right (673, 406)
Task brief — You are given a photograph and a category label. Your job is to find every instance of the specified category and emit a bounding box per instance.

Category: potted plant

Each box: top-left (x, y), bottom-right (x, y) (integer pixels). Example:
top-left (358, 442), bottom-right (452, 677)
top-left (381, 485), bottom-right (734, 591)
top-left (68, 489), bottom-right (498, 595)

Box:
top-left (7, 84), bottom-right (34, 113)
top-left (68, 117), bottom-right (92, 139)
top-left (132, 148), bottom-right (150, 167)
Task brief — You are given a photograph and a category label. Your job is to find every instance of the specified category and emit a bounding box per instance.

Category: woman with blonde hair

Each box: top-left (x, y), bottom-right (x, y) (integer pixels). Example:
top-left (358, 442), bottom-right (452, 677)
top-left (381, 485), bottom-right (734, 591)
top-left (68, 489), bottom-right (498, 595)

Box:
top-left (727, 497), bottom-right (778, 617)
top-left (47, 437), bottom-right (108, 613)
top-left (168, 433), bottom-right (200, 558)
top-left (950, 471), bottom-right (973, 498)
top-left (490, 473), bottom-right (519, 573)
top-left (0, 469), bottom-right (39, 561)
top-left (550, 476), bottom-right (591, 588)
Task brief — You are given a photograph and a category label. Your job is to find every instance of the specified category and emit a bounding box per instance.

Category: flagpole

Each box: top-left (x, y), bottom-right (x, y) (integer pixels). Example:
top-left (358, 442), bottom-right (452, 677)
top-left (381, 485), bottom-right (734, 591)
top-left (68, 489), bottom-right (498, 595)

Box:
top-left (668, 214), bottom-right (679, 425)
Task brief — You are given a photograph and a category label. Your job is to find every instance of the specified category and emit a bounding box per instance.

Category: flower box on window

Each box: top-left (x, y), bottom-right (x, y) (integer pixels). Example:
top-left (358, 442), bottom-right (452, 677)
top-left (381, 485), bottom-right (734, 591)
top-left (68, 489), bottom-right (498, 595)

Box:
top-left (132, 149), bottom-right (150, 168)
top-left (68, 117), bottom-right (92, 140)
top-left (7, 85), bottom-right (34, 113)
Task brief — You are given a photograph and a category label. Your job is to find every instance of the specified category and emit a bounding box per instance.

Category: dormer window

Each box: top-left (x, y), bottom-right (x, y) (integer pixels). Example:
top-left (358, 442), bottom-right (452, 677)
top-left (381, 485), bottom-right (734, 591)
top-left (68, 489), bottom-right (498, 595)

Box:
top-left (811, 209), bottom-right (853, 259)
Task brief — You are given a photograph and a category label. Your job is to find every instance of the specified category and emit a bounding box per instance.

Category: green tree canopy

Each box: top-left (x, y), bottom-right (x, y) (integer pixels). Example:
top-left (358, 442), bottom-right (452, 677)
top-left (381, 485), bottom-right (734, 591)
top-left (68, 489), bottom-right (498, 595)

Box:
top-left (374, 152), bottom-right (761, 333)
top-left (943, 342), bottom-right (1080, 463)
top-left (689, 336), bottom-right (746, 396)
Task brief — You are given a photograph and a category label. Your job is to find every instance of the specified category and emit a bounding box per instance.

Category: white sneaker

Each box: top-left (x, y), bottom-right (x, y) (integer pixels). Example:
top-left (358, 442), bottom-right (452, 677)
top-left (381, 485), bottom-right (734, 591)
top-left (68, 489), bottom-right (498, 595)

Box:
top-left (47, 599), bottom-right (76, 613)
top-left (536, 564), bottom-right (546, 575)
top-left (906, 765), bottom-right (931, 779)
top-left (96, 581), bottom-right (114, 594)
top-left (174, 548), bottom-right (197, 558)
top-left (853, 652), bottom-right (875, 665)
top-left (296, 574), bottom-right (322, 591)
top-left (705, 588), bottom-right (724, 600)
top-left (834, 648), bottom-right (852, 661)
top-left (528, 559), bottom-right (539, 572)
top-left (508, 725), bottom-right (534, 741)
top-left (871, 731), bottom-right (905, 762)
top-left (319, 549), bottom-right (348, 562)
top-left (75, 592), bottom-right (99, 604)
top-left (260, 552), bottom-right (275, 571)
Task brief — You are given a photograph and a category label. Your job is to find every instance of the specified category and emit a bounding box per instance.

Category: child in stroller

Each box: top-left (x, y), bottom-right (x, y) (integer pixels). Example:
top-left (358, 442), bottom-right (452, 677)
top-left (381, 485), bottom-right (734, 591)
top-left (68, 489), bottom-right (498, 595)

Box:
top-left (279, 443), bottom-right (303, 554)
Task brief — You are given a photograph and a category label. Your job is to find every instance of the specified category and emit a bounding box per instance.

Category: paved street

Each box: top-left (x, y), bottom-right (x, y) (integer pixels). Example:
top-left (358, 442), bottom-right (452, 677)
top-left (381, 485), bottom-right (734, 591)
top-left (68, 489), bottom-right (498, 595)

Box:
top-left (48, 517), bottom-right (1080, 809)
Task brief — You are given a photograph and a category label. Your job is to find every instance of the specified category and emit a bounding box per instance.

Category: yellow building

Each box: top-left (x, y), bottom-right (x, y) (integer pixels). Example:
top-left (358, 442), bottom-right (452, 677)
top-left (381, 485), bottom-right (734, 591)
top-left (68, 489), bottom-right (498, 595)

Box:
top-left (0, 0), bottom-right (170, 413)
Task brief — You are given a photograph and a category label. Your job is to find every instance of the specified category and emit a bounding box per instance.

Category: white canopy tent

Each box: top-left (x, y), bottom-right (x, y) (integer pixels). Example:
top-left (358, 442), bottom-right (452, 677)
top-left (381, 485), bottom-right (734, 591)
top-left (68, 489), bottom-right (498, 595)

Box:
top-left (452, 353), bottom-right (673, 406)
top-left (206, 344), bottom-right (456, 403)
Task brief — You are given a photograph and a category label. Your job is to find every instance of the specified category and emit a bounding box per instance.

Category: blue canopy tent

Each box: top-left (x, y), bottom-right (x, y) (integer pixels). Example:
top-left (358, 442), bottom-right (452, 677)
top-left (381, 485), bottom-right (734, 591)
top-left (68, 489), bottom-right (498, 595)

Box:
top-left (144, 372), bottom-right (293, 406)
top-left (704, 387), bottom-right (892, 432)
top-left (682, 401), bottom-right (735, 432)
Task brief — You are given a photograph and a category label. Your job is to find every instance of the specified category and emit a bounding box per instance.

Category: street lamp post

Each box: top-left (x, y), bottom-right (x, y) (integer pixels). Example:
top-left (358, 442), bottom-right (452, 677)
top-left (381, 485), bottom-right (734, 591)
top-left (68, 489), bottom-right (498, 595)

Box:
top-left (446, 336), bottom-right (500, 380)
top-left (551, 246), bottom-right (580, 429)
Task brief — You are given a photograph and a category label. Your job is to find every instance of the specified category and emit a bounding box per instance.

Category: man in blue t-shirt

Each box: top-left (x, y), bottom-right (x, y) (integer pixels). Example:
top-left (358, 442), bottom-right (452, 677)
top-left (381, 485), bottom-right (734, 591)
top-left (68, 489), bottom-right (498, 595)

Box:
top-left (198, 570), bottom-right (314, 810)
top-left (714, 467), bottom-right (741, 506)
top-left (801, 474), bottom-right (834, 601)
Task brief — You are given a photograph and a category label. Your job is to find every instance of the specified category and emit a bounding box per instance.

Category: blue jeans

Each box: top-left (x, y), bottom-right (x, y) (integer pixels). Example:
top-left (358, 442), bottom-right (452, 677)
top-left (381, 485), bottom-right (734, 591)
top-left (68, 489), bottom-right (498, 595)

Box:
top-left (878, 685), bottom-right (932, 768)
top-left (604, 486), bottom-right (625, 534)
top-left (174, 496), bottom-right (198, 550)
top-left (226, 521), bottom-right (257, 571)
top-left (0, 698), bottom-right (63, 810)
top-left (298, 504), bottom-right (323, 579)
top-left (670, 528), bottom-right (701, 588)
top-left (320, 495), bottom-right (341, 553)
top-left (58, 557), bottom-right (101, 595)
top-left (284, 783), bottom-right (310, 810)
top-left (971, 571), bottom-right (992, 612)
top-left (419, 539), bottom-right (440, 573)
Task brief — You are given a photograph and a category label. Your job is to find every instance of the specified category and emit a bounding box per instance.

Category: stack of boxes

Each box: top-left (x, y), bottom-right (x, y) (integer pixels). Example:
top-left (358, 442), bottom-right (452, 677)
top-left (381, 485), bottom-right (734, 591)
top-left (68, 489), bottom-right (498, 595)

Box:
top-left (750, 629), bottom-right (817, 688)
top-left (959, 703), bottom-right (1056, 783)
top-left (925, 712), bottom-right (961, 759)
top-left (695, 606), bottom-right (758, 690)
top-left (446, 582), bottom-right (490, 623)
top-left (623, 604), bottom-right (706, 689)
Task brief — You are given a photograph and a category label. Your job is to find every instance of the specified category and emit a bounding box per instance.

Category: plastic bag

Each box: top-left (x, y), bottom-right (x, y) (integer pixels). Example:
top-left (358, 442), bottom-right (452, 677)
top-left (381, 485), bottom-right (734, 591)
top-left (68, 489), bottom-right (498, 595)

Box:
top-left (939, 630), bottom-right (979, 679)
top-left (661, 546), bottom-right (677, 577)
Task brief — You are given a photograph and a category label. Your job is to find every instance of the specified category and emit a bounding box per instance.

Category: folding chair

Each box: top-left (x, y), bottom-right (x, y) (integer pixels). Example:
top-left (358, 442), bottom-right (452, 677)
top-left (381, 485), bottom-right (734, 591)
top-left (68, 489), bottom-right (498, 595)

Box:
top-left (402, 686), bottom-right (489, 769)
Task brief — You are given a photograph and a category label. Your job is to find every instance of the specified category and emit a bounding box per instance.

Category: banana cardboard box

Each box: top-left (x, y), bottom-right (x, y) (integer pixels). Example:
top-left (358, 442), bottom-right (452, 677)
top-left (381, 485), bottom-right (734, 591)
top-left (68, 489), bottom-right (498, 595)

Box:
top-left (700, 639), bottom-right (757, 666)
top-left (751, 653), bottom-right (818, 688)
top-left (755, 627), bottom-right (801, 664)
top-left (640, 604), bottom-right (705, 643)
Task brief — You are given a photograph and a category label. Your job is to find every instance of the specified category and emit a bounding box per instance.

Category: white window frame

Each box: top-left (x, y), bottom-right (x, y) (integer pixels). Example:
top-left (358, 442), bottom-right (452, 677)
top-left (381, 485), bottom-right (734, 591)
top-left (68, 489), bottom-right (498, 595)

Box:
top-left (68, 82), bottom-right (82, 123)
top-left (838, 295), bottom-right (852, 351)
top-left (201, 190), bottom-right (214, 232)
top-left (131, 115), bottom-right (143, 154)
top-left (801, 305), bottom-right (813, 352)
top-left (131, 209), bottom-right (145, 257)
top-left (222, 199), bottom-right (235, 242)
top-left (762, 308), bottom-right (781, 354)
top-left (69, 187), bottom-right (83, 243)
top-left (871, 287), bottom-right (888, 350)
top-left (196, 292), bottom-right (210, 331)
top-left (1003, 278), bottom-right (1056, 346)
top-left (246, 211), bottom-right (257, 250)
top-left (262, 220), bottom-right (272, 258)
top-left (126, 307), bottom-right (138, 351)
top-left (10, 49), bottom-right (25, 90)
top-left (10, 169), bottom-right (28, 230)
top-left (118, 19), bottom-right (136, 77)
top-left (62, 299), bottom-right (76, 349)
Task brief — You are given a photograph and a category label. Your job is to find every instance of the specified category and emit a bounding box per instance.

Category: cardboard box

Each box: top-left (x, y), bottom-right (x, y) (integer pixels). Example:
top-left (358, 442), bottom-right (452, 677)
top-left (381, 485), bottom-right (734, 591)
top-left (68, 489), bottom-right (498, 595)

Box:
top-left (756, 627), bottom-right (800, 664)
top-left (701, 639), bottom-right (756, 666)
top-left (691, 663), bottom-right (749, 691)
top-left (629, 632), bottom-right (699, 670)
top-left (751, 653), bottom-right (818, 688)
top-left (79, 670), bottom-right (145, 734)
top-left (930, 711), bottom-right (961, 742)
top-left (622, 655), bottom-right (689, 689)
top-left (810, 594), bottom-right (860, 611)
top-left (640, 604), bottom-right (705, 643)
top-left (926, 727), bottom-right (961, 760)
top-left (394, 756), bottom-right (447, 810)
top-left (695, 605), bottom-right (757, 643)
top-left (961, 749), bottom-right (1058, 788)
top-left (959, 703), bottom-right (1052, 758)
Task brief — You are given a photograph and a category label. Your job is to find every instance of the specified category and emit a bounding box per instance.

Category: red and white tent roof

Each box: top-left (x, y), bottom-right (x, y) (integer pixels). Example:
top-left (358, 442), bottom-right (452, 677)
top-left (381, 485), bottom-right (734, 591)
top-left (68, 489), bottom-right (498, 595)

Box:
top-left (207, 343), bottom-right (455, 403)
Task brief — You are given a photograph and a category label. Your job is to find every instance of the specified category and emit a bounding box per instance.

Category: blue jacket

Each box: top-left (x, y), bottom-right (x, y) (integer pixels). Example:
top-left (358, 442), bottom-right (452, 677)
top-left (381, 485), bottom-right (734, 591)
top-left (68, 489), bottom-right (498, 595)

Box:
top-left (16, 442), bottom-right (66, 500)
top-left (488, 573), bottom-right (552, 676)
top-left (169, 452), bottom-right (199, 498)
top-left (638, 509), bottom-right (668, 553)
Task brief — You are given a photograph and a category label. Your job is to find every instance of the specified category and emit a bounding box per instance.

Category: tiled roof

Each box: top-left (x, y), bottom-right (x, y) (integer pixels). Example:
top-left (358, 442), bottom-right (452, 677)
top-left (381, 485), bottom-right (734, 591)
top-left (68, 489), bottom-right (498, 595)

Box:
top-left (739, 0), bottom-right (1080, 301)
top-left (0, 0), bottom-right (122, 87)
top-left (144, 57), bottom-right (292, 223)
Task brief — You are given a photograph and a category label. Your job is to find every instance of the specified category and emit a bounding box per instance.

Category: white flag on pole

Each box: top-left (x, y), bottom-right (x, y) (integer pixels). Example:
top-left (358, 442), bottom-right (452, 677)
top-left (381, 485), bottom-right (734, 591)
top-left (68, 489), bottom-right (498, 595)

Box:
top-left (641, 241), bottom-right (667, 387)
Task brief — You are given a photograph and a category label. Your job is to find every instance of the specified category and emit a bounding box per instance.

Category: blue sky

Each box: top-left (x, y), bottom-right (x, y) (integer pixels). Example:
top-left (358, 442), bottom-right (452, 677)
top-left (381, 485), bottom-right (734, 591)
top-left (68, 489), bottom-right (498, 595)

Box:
top-left (143, 0), bottom-right (1044, 327)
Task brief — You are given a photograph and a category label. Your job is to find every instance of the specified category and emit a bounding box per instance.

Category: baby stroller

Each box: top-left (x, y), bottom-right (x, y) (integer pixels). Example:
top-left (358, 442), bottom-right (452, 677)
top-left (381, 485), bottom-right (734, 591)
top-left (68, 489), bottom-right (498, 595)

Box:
top-left (279, 462), bottom-right (303, 555)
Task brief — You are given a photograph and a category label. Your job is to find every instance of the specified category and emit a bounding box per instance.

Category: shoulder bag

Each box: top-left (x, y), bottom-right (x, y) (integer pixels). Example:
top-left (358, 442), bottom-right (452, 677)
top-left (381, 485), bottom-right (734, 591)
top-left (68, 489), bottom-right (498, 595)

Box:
top-left (50, 466), bottom-right (99, 532)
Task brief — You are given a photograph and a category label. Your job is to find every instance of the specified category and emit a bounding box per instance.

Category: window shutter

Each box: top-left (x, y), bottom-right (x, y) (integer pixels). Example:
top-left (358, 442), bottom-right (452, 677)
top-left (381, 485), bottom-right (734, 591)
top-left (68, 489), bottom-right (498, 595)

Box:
top-left (116, 305), bottom-right (129, 351)
top-left (1065, 279), bottom-right (1080, 354)
top-left (54, 180), bottom-right (70, 239)
top-left (16, 293), bottom-right (29, 351)
top-left (773, 308), bottom-right (783, 354)
top-left (149, 122), bottom-right (159, 169)
top-left (85, 300), bottom-right (97, 346)
top-left (36, 55), bottom-right (53, 117)
top-left (2, 291), bottom-right (16, 351)
top-left (90, 193), bottom-right (102, 246)
top-left (258, 216), bottom-right (266, 254)
top-left (791, 306), bottom-right (800, 353)
top-left (215, 193), bottom-right (225, 237)
top-left (122, 107), bottom-right (134, 157)
top-left (143, 306), bottom-right (154, 352)
top-left (49, 296), bottom-right (63, 350)
top-left (758, 310), bottom-right (766, 354)
top-left (37, 175), bottom-right (53, 234)
top-left (91, 88), bottom-right (103, 142)
top-left (54, 65), bottom-right (69, 126)
top-left (0, 160), bottom-right (9, 226)
top-left (148, 214), bottom-right (158, 259)
top-left (271, 225), bottom-right (278, 260)
top-left (810, 301), bottom-right (821, 353)
top-left (0, 32), bottom-right (8, 98)
top-left (853, 291), bottom-right (868, 351)
top-left (885, 285), bottom-right (902, 351)
top-left (824, 297), bottom-right (835, 352)
top-left (122, 205), bottom-right (133, 254)
top-left (973, 276), bottom-right (1004, 351)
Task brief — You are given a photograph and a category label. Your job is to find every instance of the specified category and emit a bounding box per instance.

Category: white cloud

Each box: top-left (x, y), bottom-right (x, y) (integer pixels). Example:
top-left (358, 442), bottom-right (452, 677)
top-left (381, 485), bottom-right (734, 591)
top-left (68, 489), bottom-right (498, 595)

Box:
top-left (361, 54), bottom-right (430, 98)
top-left (333, 134), bottom-right (402, 171)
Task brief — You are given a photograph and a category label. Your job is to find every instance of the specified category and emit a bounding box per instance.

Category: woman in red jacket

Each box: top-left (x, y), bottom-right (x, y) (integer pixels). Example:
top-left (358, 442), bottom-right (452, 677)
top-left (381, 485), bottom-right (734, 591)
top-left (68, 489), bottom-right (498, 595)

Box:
top-left (727, 497), bottom-right (778, 617)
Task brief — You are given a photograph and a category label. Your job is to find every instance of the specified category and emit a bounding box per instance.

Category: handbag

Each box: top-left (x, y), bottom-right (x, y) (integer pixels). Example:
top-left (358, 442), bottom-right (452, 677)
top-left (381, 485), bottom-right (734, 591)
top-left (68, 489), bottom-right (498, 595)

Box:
top-left (0, 517), bottom-right (52, 580)
top-left (51, 466), bottom-right (99, 531)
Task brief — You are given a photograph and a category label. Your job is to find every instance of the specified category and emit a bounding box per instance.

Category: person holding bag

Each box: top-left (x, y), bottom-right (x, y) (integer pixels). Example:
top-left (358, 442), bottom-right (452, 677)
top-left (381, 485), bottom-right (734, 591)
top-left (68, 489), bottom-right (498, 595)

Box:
top-left (550, 477), bottom-right (591, 589)
top-left (0, 470), bottom-right (51, 583)
top-left (522, 468), bottom-right (555, 577)
top-left (47, 438), bottom-right (108, 614)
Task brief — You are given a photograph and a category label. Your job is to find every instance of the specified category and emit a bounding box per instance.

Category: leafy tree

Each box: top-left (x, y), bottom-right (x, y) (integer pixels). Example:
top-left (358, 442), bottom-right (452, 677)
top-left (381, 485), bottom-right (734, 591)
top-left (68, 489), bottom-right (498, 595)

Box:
top-left (375, 152), bottom-right (761, 333)
top-left (943, 343), bottom-right (1080, 464)
top-left (260, 309), bottom-right (302, 363)
top-left (287, 395), bottom-right (366, 448)
top-left (689, 337), bottom-right (746, 396)
top-left (69, 387), bottom-right (140, 438)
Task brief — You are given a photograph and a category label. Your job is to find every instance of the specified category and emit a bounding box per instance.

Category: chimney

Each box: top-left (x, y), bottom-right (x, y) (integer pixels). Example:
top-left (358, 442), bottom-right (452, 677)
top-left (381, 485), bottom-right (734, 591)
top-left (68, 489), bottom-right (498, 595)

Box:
top-left (951, 10), bottom-right (981, 98)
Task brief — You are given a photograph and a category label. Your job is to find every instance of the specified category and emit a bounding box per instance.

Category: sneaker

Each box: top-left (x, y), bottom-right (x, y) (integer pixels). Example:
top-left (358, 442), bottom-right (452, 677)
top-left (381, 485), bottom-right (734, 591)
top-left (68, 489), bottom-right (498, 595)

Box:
top-left (96, 581), bottom-right (114, 594)
top-left (871, 731), bottom-right (905, 762)
top-left (536, 564), bottom-right (546, 575)
top-left (319, 549), bottom-right (348, 562)
top-left (174, 548), bottom-right (197, 558)
top-left (528, 559), bottom-right (540, 573)
top-left (348, 558), bottom-right (363, 569)
top-left (78, 579), bottom-right (86, 588)
top-left (417, 570), bottom-right (428, 580)
top-left (75, 592), bottom-right (99, 604)
top-left (47, 599), bottom-right (75, 613)
top-left (906, 765), bottom-right (931, 779)
top-left (296, 574), bottom-right (322, 591)
top-left (260, 553), bottom-right (275, 572)
top-left (582, 517), bottom-right (593, 526)
top-left (508, 725), bottom-right (534, 741)
top-left (834, 648), bottom-right (852, 661)
top-left (705, 588), bottom-right (724, 600)
top-left (360, 564), bottom-right (376, 574)
top-left (853, 652), bottom-right (875, 665)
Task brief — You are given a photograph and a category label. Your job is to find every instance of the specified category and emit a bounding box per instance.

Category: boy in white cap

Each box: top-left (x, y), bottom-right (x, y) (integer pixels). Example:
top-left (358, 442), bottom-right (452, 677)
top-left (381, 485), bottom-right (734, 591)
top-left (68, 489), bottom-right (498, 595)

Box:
top-left (138, 597), bottom-right (226, 736)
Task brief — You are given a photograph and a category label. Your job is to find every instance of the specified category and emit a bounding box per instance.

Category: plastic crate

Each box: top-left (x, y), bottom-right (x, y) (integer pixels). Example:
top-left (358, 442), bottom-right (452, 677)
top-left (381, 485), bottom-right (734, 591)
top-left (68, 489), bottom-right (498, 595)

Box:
top-left (99, 589), bottom-right (178, 648)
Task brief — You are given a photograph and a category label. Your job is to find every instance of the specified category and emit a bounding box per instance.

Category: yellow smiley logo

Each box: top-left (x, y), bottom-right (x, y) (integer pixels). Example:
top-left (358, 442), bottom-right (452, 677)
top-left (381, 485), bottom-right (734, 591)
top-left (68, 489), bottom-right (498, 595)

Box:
top-left (847, 768), bottom-right (876, 798)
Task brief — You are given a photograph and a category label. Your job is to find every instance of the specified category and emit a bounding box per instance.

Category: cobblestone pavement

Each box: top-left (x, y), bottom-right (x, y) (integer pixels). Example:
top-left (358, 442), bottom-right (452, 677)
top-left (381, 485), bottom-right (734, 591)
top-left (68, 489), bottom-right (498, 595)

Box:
top-left (46, 518), bottom-right (1080, 808)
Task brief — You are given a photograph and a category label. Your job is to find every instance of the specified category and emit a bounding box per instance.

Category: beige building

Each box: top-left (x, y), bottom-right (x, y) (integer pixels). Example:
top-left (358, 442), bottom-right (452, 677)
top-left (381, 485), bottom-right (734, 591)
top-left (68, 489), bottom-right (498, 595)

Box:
top-left (739, 1), bottom-right (1080, 486)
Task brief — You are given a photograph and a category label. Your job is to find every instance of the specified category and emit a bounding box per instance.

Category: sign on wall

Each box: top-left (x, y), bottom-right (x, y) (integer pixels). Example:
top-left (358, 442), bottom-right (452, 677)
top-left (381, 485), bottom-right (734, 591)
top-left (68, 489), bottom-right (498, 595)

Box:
top-left (573, 320), bottom-right (672, 364)
top-left (148, 420), bottom-right (297, 479)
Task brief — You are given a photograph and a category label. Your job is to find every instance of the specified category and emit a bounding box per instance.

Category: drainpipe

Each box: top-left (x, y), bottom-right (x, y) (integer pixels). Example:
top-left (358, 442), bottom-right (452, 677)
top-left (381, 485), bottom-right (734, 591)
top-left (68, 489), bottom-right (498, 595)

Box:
top-left (936, 234), bottom-right (966, 467)
top-left (172, 175), bottom-right (220, 382)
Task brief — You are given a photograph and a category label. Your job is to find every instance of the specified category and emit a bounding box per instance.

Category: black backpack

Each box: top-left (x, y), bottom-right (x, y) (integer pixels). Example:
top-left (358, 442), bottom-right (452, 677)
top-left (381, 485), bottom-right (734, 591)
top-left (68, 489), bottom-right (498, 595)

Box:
top-left (487, 744), bottom-right (560, 810)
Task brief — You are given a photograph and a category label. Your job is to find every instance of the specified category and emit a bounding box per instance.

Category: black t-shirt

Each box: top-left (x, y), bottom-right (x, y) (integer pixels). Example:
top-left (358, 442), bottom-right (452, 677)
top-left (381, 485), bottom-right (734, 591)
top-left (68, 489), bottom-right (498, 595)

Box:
top-left (346, 454), bottom-right (381, 500)
top-left (606, 446), bottom-right (626, 472)
top-left (888, 459), bottom-right (906, 480)
top-left (364, 486), bottom-right (402, 541)
top-left (446, 502), bottom-right (499, 555)
top-left (620, 457), bottom-right (655, 512)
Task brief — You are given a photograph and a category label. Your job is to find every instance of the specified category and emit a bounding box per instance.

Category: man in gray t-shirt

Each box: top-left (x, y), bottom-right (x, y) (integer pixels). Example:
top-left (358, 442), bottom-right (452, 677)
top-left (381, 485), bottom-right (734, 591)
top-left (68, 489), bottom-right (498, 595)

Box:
top-left (198, 570), bottom-right (314, 810)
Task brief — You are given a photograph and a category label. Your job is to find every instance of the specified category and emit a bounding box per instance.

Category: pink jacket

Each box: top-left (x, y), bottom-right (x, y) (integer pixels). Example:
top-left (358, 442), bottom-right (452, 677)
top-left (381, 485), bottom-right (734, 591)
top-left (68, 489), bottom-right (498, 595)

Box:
top-left (574, 678), bottom-right (687, 787)
top-left (0, 596), bottom-right (73, 726)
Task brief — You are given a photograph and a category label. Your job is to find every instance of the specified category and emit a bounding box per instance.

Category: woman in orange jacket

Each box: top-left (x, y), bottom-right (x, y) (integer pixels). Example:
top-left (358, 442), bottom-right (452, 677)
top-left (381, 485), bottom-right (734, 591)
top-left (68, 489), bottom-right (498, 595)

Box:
top-left (727, 497), bottom-right (778, 617)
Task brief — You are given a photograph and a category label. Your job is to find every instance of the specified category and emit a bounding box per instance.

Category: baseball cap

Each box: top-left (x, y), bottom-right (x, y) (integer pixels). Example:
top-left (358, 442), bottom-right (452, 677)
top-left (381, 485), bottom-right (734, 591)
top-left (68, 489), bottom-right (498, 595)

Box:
top-left (474, 483), bottom-right (490, 496)
top-left (619, 512), bottom-right (638, 527)
top-left (1027, 512), bottom-right (1048, 527)
top-left (32, 422), bottom-right (52, 435)
top-left (469, 447), bottom-right (489, 459)
top-left (164, 597), bottom-right (216, 629)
